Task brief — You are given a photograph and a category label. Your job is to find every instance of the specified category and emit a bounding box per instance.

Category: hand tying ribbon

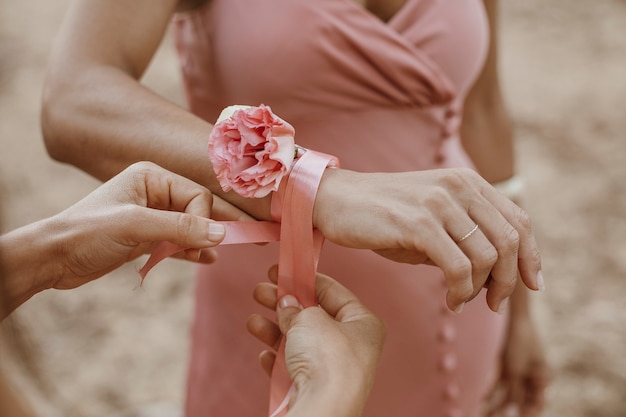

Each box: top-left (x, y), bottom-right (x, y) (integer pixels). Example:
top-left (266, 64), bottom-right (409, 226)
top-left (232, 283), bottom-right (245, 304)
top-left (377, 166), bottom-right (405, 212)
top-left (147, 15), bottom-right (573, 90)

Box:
top-left (139, 104), bottom-right (339, 417)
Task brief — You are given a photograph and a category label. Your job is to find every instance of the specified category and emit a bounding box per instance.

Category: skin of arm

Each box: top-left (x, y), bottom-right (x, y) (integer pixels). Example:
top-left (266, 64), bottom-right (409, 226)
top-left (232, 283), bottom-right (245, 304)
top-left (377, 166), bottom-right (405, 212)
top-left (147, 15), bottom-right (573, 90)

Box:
top-left (461, 0), bottom-right (515, 184)
top-left (41, 0), bottom-right (265, 216)
top-left (0, 162), bottom-right (240, 319)
top-left (41, 0), bottom-right (543, 314)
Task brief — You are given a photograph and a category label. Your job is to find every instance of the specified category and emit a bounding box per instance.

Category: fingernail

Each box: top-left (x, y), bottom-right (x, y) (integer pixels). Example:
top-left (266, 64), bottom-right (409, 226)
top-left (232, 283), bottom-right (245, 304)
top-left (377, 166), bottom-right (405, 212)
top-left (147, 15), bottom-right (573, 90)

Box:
top-left (453, 302), bottom-right (465, 314)
top-left (497, 297), bottom-right (509, 315)
top-left (208, 222), bottom-right (225, 242)
top-left (536, 271), bottom-right (545, 291)
top-left (279, 294), bottom-right (300, 309)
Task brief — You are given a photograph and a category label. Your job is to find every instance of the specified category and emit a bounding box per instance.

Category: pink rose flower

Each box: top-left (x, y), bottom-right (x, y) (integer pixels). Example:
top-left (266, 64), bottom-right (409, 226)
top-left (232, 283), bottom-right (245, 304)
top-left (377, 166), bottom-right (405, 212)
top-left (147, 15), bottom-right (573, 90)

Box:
top-left (208, 104), bottom-right (296, 198)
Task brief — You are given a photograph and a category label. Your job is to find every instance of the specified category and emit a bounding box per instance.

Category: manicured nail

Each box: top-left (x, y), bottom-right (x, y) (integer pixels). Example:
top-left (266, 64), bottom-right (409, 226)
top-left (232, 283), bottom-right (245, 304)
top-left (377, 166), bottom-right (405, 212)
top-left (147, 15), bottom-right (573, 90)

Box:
top-left (279, 294), bottom-right (300, 309)
top-left (536, 271), bottom-right (545, 291)
top-left (453, 302), bottom-right (465, 314)
top-left (497, 297), bottom-right (509, 315)
top-left (208, 222), bottom-right (225, 242)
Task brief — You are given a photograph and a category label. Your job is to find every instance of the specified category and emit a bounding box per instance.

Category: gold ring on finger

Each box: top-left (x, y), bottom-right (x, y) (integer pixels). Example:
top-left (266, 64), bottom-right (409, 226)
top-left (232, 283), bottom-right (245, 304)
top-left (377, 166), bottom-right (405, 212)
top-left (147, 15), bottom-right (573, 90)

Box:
top-left (457, 223), bottom-right (479, 243)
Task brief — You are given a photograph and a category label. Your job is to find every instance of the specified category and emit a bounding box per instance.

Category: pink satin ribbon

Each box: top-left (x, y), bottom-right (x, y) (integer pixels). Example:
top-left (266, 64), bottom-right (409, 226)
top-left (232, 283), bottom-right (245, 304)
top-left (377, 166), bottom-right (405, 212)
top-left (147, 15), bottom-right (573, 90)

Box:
top-left (138, 150), bottom-right (339, 417)
top-left (137, 221), bottom-right (281, 282)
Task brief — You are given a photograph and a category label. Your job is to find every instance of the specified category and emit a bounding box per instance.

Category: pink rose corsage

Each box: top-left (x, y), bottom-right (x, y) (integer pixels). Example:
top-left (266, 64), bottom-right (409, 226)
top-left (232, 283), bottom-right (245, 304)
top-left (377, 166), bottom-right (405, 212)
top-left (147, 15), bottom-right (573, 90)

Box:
top-left (208, 104), bottom-right (299, 199)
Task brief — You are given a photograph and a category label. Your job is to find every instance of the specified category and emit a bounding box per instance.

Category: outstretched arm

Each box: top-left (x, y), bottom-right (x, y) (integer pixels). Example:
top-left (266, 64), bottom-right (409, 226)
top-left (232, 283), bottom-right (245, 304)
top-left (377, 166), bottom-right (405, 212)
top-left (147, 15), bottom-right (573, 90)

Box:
top-left (0, 162), bottom-right (240, 319)
top-left (42, 0), bottom-right (265, 216)
top-left (42, 0), bottom-right (542, 314)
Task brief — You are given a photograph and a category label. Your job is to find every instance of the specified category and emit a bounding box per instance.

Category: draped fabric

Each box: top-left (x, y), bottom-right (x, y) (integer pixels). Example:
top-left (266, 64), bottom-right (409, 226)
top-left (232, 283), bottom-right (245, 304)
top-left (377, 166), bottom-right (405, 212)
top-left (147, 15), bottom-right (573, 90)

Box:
top-left (173, 1), bottom-right (507, 416)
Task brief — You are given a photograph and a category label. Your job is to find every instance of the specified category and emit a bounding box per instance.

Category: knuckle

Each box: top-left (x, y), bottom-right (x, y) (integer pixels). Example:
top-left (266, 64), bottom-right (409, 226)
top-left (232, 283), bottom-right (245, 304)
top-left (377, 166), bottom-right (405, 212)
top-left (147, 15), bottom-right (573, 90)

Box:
top-left (446, 258), bottom-right (473, 300)
top-left (176, 213), bottom-right (197, 238)
top-left (199, 188), bottom-right (214, 207)
top-left (494, 272), bottom-right (517, 292)
top-left (421, 187), bottom-right (453, 210)
top-left (454, 283), bottom-right (474, 300)
top-left (449, 256), bottom-right (472, 280)
top-left (502, 276), bottom-right (518, 292)
top-left (515, 207), bottom-right (533, 234)
top-left (499, 225), bottom-right (521, 253)
top-left (474, 246), bottom-right (499, 270)
top-left (442, 169), bottom-right (468, 191)
top-left (128, 160), bottom-right (158, 175)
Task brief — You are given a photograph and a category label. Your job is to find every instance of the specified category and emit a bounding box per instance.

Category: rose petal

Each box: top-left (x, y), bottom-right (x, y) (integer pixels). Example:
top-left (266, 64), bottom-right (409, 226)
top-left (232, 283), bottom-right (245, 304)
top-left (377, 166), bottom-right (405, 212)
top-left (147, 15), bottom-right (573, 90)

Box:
top-left (208, 104), bottom-right (296, 199)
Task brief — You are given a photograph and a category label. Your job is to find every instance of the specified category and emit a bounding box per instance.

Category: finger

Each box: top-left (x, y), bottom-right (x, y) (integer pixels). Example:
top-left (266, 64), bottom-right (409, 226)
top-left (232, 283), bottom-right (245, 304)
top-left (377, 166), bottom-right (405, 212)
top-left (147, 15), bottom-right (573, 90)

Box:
top-left (415, 222), bottom-right (473, 312)
top-left (177, 248), bottom-right (218, 264)
top-left (480, 185), bottom-right (543, 291)
top-left (276, 294), bottom-right (303, 335)
top-left (454, 223), bottom-right (498, 304)
top-left (513, 207), bottom-right (544, 292)
top-left (183, 248), bottom-right (201, 262)
top-left (120, 206), bottom-right (225, 248)
top-left (196, 248), bottom-right (219, 263)
top-left (314, 273), bottom-right (373, 322)
top-left (212, 195), bottom-right (256, 221)
top-left (247, 313), bottom-right (282, 349)
top-left (127, 162), bottom-right (214, 217)
top-left (259, 350), bottom-right (276, 377)
top-left (253, 282), bottom-right (278, 310)
top-left (268, 264), bottom-right (279, 284)
top-left (465, 197), bottom-right (520, 313)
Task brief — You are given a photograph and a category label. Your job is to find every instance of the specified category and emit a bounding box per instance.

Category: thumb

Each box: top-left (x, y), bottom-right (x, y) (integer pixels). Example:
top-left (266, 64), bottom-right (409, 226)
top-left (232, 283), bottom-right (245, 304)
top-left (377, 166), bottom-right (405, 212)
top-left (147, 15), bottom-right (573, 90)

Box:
top-left (124, 207), bottom-right (225, 248)
top-left (276, 295), bottom-right (303, 335)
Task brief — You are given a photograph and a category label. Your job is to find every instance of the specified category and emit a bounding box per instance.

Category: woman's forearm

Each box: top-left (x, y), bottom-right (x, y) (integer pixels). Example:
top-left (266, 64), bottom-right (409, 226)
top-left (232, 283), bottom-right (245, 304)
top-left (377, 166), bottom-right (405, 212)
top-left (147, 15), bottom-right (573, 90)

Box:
top-left (41, 66), bottom-right (272, 220)
top-left (0, 218), bottom-right (64, 318)
top-left (460, 94), bottom-right (516, 184)
top-left (41, 0), bottom-right (272, 220)
top-left (42, 66), bottom-right (209, 185)
top-left (461, 0), bottom-right (516, 184)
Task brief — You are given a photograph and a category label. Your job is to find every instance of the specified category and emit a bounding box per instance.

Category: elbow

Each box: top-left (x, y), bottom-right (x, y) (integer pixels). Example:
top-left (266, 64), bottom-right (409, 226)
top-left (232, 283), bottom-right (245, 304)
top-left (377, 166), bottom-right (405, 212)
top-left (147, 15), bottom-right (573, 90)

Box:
top-left (41, 78), bottom-right (76, 164)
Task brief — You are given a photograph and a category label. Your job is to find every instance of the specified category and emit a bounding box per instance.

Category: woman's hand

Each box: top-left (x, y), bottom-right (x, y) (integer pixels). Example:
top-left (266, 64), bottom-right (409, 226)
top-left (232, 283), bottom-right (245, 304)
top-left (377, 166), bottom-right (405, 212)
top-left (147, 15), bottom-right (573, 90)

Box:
top-left (313, 167), bottom-right (543, 314)
top-left (48, 161), bottom-right (252, 289)
top-left (247, 266), bottom-right (386, 417)
top-left (485, 303), bottom-right (551, 417)
top-left (1, 162), bottom-right (252, 316)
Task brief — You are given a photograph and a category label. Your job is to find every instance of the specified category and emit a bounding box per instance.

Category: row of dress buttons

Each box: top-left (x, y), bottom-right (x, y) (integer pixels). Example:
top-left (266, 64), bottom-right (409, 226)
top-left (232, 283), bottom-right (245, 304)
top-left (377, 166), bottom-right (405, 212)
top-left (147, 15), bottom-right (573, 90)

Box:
top-left (436, 103), bottom-right (461, 164)
top-left (439, 278), bottom-right (464, 417)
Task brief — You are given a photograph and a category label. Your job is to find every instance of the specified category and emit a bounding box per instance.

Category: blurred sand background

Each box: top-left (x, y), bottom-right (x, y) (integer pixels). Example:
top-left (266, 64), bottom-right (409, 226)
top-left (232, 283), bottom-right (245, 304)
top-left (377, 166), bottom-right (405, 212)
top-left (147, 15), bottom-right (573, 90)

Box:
top-left (1, 1), bottom-right (625, 416)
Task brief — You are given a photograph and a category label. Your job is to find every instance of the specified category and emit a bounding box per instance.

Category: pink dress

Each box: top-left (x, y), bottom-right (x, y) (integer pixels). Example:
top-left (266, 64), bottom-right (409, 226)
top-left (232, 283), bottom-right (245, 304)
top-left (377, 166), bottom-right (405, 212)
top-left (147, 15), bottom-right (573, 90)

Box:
top-left (173, 1), bottom-right (507, 416)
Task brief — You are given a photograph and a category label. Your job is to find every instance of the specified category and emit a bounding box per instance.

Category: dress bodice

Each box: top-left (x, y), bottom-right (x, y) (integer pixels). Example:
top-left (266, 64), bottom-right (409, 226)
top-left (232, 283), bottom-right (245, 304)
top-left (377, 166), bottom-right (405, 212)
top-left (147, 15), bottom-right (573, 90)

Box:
top-left (173, 0), bottom-right (488, 172)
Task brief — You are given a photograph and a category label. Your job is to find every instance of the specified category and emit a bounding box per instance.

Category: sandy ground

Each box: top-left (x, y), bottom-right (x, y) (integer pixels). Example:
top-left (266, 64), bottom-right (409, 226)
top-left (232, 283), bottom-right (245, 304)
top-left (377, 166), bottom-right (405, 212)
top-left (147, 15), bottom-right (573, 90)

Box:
top-left (1, 1), bottom-right (625, 416)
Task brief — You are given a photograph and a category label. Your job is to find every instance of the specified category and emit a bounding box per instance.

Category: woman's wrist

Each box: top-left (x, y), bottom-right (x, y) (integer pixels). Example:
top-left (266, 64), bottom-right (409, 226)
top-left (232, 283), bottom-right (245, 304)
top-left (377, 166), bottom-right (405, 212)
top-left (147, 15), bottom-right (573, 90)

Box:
top-left (0, 217), bottom-right (66, 316)
top-left (288, 376), bottom-right (370, 417)
top-left (312, 167), bottom-right (358, 233)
